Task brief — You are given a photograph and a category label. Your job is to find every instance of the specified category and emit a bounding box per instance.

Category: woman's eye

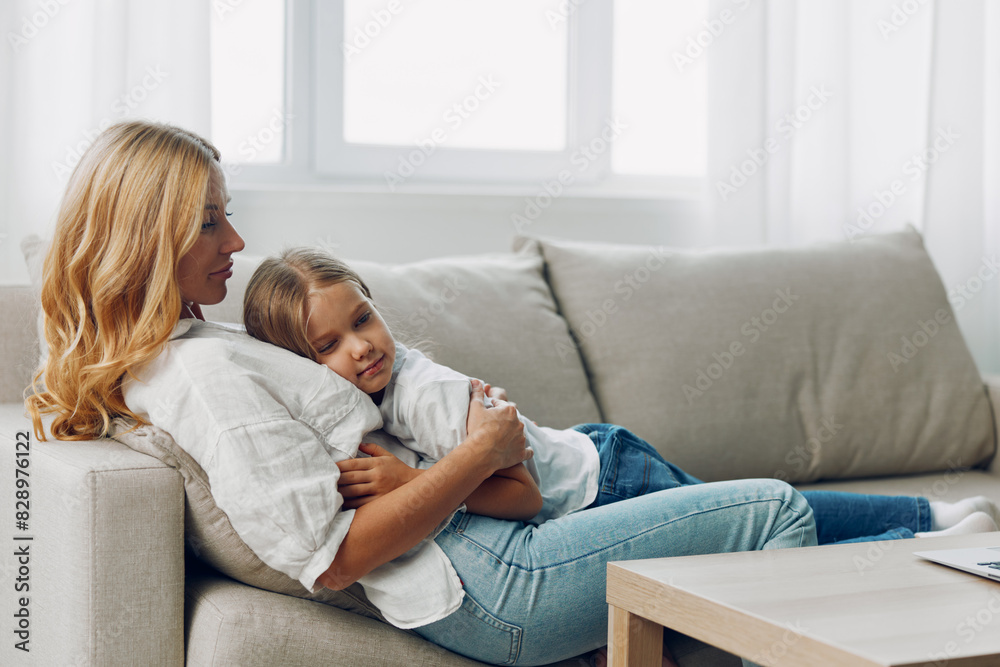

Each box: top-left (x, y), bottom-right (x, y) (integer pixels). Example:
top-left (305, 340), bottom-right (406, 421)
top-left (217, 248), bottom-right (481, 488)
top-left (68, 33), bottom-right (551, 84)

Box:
top-left (225, 210), bottom-right (234, 217)
top-left (201, 221), bottom-right (217, 232)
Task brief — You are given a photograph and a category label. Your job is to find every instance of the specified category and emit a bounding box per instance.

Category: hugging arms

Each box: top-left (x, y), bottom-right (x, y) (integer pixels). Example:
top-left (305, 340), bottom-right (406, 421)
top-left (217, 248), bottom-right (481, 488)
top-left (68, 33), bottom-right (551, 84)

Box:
top-left (335, 381), bottom-right (544, 522)
top-left (318, 380), bottom-right (536, 590)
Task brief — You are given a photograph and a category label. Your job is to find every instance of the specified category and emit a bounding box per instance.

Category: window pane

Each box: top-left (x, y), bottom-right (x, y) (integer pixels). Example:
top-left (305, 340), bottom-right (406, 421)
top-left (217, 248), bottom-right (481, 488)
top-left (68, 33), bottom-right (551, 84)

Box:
top-left (613, 0), bottom-right (708, 177)
top-left (343, 0), bottom-right (567, 151)
top-left (210, 1), bottom-right (286, 164)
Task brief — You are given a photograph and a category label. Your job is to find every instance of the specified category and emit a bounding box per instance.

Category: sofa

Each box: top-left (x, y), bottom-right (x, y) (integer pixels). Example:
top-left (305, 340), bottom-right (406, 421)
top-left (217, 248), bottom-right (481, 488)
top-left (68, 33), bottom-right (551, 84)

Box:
top-left (2, 227), bottom-right (998, 667)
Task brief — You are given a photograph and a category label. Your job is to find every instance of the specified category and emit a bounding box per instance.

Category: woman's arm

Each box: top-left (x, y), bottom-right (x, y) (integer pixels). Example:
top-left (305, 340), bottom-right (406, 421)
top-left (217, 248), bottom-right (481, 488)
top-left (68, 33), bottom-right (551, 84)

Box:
top-left (318, 381), bottom-right (529, 590)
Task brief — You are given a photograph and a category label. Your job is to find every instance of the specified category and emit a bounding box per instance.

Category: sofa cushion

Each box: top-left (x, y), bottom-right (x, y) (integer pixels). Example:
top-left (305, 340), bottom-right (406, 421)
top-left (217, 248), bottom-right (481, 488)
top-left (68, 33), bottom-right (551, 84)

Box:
top-left (185, 570), bottom-right (487, 667)
top-left (203, 249), bottom-right (602, 429)
top-left (515, 228), bottom-right (996, 483)
top-left (185, 568), bottom-right (739, 667)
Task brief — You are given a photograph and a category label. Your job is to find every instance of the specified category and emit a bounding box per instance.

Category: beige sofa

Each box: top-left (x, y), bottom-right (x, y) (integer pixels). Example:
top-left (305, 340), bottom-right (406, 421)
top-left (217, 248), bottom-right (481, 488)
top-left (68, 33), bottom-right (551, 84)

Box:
top-left (2, 228), bottom-right (997, 666)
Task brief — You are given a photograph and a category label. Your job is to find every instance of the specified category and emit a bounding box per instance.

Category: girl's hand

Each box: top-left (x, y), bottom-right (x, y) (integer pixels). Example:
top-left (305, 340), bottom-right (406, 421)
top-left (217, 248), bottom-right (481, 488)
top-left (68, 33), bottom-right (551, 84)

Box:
top-left (336, 442), bottom-right (420, 509)
top-left (466, 380), bottom-right (530, 471)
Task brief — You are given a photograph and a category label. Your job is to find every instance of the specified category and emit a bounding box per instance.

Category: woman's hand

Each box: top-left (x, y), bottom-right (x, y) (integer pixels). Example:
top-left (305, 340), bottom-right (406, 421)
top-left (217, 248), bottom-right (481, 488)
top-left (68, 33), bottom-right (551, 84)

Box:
top-left (336, 442), bottom-right (420, 509)
top-left (482, 382), bottom-right (508, 402)
top-left (466, 380), bottom-right (530, 471)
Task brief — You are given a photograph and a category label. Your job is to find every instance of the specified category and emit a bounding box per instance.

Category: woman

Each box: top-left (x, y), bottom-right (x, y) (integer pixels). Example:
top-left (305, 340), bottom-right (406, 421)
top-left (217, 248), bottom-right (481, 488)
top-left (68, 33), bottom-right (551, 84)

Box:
top-left (25, 121), bottom-right (995, 667)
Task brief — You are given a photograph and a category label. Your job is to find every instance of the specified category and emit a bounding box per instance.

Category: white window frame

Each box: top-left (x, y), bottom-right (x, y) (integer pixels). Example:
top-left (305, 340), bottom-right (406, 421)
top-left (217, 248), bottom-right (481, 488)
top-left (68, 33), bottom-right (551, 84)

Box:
top-left (228, 0), bottom-right (700, 199)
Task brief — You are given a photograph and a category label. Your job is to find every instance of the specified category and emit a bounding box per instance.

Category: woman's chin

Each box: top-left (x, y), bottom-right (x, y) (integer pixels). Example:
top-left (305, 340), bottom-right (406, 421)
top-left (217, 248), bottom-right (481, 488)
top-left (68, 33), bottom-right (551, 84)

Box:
top-left (185, 286), bottom-right (229, 308)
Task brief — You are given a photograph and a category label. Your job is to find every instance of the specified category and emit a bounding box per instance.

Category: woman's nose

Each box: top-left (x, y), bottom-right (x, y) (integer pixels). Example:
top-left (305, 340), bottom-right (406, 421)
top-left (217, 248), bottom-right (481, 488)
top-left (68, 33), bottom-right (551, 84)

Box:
top-left (222, 220), bottom-right (246, 254)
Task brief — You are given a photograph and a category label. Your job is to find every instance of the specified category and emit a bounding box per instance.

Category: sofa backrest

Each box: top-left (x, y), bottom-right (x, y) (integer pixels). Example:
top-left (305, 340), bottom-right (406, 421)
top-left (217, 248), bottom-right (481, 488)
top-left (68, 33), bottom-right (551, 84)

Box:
top-left (515, 228), bottom-right (996, 483)
top-left (17, 229), bottom-right (996, 485)
top-left (0, 285), bottom-right (41, 404)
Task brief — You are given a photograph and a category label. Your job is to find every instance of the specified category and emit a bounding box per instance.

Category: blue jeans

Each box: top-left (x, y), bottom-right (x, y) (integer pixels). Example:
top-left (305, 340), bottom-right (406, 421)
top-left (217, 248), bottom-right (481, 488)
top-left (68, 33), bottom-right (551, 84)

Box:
top-left (418, 474), bottom-right (816, 662)
top-left (414, 424), bottom-right (926, 665)
top-left (574, 423), bottom-right (930, 543)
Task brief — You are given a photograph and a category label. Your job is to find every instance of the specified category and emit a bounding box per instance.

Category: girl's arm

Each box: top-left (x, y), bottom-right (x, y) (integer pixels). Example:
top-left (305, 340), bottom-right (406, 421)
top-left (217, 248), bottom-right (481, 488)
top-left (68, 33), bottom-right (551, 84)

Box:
top-left (340, 451), bottom-right (543, 521)
top-left (318, 381), bottom-right (529, 590)
top-left (462, 461), bottom-right (542, 520)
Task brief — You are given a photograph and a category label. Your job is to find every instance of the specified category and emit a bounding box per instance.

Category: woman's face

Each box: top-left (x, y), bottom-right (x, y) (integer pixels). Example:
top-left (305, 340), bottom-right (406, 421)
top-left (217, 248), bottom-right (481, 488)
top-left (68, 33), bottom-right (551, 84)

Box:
top-left (177, 165), bottom-right (245, 307)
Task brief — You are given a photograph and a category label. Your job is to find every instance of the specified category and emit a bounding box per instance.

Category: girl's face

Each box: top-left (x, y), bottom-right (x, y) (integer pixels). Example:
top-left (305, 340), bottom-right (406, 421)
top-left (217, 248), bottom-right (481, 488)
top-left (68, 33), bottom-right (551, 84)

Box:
top-left (177, 165), bottom-right (245, 308)
top-left (306, 281), bottom-right (396, 396)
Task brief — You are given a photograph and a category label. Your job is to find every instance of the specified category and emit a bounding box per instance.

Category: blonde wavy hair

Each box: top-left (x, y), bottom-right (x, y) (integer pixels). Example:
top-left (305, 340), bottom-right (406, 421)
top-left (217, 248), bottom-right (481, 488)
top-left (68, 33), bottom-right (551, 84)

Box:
top-left (243, 248), bottom-right (373, 362)
top-left (25, 120), bottom-right (221, 441)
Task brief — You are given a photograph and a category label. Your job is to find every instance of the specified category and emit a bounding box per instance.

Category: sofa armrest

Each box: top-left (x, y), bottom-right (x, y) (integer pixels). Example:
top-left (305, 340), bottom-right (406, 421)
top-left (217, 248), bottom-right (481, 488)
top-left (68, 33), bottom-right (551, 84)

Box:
top-left (982, 375), bottom-right (1000, 476)
top-left (1, 412), bottom-right (185, 666)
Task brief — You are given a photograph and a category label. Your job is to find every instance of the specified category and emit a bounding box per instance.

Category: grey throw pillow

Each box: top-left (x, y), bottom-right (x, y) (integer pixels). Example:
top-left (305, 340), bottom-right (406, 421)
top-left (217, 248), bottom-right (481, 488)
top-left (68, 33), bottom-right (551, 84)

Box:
top-left (515, 227), bottom-right (996, 483)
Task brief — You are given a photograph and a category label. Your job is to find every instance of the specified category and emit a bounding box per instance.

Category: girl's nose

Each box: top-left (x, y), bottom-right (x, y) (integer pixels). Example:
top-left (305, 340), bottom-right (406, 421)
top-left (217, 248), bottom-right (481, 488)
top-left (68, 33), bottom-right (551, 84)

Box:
top-left (353, 337), bottom-right (373, 358)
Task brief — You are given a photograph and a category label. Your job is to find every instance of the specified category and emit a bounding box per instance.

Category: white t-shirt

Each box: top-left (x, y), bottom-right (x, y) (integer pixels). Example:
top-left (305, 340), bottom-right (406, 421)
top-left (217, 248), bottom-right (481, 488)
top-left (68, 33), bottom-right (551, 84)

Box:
top-left (123, 320), bottom-right (464, 628)
top-left (380, 343), bottom-right (600, 523)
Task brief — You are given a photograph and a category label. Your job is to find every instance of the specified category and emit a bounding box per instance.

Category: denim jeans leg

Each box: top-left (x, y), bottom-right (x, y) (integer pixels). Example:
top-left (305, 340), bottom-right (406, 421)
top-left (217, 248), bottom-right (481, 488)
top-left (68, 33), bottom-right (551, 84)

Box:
top-left (572, 424), bottom-right (931, 544)
top-left (418, 478), bottom-right (817, 666)
top-left (800, 490), bottom-right (930, 544)
top-left (573, 423), bottom-right (703, 507)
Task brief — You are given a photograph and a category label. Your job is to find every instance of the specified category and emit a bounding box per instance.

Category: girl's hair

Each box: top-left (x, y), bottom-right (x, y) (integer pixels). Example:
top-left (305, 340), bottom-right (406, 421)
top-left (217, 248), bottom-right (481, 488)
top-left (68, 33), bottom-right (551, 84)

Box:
top-left (25, 120), bottom-right (222, 441)
top-left (243, 247), bottom-right (373, 361)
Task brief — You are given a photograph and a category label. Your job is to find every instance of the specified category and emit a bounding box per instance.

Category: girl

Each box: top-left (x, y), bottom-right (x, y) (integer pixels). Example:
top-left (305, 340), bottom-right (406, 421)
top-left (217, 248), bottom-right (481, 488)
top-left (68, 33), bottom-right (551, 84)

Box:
top-left (243, 247), bottom-right (1000, 545)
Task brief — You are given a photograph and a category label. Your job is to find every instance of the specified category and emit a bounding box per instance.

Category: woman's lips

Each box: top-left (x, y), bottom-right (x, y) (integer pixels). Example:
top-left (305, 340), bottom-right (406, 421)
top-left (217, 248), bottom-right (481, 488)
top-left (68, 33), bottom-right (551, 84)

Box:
top-left (210, 262), bottom-right (234, 279)
top-left (360, 356), bottom-right (384, 377)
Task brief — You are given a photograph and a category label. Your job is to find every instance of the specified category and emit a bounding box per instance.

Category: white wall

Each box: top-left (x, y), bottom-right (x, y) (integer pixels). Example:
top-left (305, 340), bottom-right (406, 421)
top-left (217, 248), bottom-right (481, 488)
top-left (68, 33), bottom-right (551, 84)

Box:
top-left (229, 187), bottom-right (709, 264)
top-left (5, 186), bottom-right (706, 286)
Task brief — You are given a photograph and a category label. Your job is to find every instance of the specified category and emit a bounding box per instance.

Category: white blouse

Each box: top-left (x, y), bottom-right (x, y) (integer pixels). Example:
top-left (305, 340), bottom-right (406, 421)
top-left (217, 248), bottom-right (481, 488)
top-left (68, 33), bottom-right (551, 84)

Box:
top-left (123, 320), bottom-right (464, 628)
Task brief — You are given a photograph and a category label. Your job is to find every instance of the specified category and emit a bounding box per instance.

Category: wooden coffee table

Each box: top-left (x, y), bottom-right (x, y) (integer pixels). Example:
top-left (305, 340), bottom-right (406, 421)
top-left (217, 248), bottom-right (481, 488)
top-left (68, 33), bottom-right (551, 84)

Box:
top-left (607, 532), bottom-right (1000, 666)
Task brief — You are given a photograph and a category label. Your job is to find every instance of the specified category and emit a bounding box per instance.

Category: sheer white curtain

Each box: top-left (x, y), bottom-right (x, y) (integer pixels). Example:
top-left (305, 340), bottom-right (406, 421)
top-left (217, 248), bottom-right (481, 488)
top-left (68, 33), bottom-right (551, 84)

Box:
top-left (707, 0), bottom-right (1000, 372)
top-left (0, 0), bottom-right (212, 284)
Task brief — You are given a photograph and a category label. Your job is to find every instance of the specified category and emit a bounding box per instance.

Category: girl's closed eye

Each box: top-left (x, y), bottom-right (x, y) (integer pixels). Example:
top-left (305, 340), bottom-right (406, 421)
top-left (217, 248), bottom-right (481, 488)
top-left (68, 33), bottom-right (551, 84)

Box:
top-left (317, 339), bottom-right (338, 354)
top-left (356, 312), bottom-right (371, 327)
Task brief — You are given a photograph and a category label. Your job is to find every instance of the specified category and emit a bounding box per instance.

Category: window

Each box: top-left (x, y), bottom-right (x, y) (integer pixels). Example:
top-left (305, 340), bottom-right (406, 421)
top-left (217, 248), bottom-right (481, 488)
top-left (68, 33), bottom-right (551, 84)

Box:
top-left (341, 1), bottom-right (567, 152)
top-left (210, 0), bottom-right (287, 168)
top-left (213, 0), bottom-right (708, 192)
top-left (612, 0), bottom-right (708, 178)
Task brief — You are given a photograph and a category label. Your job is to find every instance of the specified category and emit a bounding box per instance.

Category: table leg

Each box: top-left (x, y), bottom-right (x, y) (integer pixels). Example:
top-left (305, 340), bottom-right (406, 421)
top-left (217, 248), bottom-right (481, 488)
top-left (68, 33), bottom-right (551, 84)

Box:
top-left (608, 604), bottom-right (662, 667)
